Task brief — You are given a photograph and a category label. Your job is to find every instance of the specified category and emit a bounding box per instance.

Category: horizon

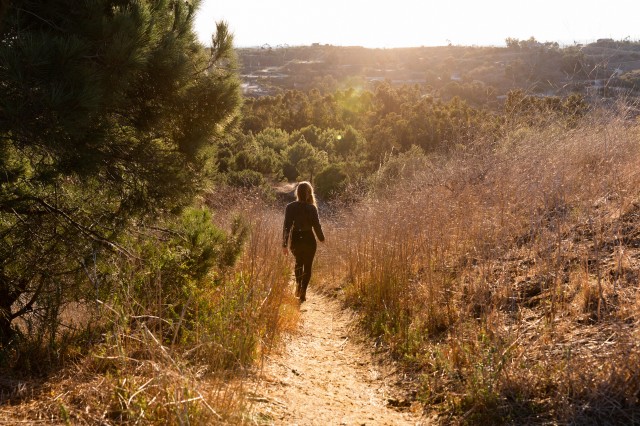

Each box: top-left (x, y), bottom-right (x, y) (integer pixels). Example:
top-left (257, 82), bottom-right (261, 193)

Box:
top-left (200, 38), bottom-right (626, 50)
top-left (194, 0), bottom-right (640, 49)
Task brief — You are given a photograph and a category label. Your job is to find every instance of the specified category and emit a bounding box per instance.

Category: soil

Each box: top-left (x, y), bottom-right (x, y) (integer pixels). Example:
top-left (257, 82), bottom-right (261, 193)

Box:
top-left (246, 290), bottom-right (428, 425)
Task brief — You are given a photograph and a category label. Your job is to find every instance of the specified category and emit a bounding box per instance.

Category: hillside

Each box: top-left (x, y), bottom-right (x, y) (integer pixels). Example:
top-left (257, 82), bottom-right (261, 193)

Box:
top-left (323, 115), bottom-right (640, 423)
top-left (2, 4), bottom-right (640, 422)
top-left (237, 39), bottom-right (640, 107)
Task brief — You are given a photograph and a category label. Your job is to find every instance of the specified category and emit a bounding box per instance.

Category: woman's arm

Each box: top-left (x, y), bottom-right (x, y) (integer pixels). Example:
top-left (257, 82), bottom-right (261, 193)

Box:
top-left (282, 203), bottom-right (293, 248)
top-left (311, 205), bottom-right (325, 242)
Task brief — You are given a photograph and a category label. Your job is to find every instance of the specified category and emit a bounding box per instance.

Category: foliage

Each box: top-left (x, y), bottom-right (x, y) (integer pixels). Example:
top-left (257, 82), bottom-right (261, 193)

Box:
top-left (331, 125), bottom-right (364, 159)
top-left (505, 90), bottom-right (588, 125)
top-left (227, 169), bottom-right (268, 188)
top-left (505, 36), bottom-right (558, 51)
top-left (315, 164), bottom-right (349, 198)
top-left (0, 1), bottom-right (240, 348)
top-left (617, 69), bottom-right (640, 91)
top-left (116, 207), bottom-right (249, 348)
top-left (332, 115), bottom-right (640, 423)
top-left (284, 138), bottom-right (328, 182)
top-left (236, 83), bottom-right (506, 189)
top-left (0, 203), bottom-right (295, 422)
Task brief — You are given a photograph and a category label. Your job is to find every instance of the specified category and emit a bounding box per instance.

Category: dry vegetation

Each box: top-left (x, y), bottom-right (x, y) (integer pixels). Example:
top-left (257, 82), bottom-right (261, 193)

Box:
top-left (0, 198), bottom-right (298, 424)
top-left (329, 108), bottom-right (640, 424)
top-left (4, 5), bottom-right (640, 421)
top-left (2, 108), bottom-right (639, 425)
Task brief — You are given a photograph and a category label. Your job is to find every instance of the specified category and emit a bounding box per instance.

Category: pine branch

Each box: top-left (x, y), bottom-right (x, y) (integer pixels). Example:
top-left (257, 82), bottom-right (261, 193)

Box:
top-left (15, 7), bottom-right (65, 32)
top-left (32, 196), bottom-right (136, 258)
top-left (9, 279), bottom-right (45, 320)
top-left (191, 21), bottom-right (235, 78)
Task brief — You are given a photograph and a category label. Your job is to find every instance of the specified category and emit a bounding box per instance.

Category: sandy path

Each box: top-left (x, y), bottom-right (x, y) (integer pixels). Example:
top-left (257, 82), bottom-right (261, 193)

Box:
top-left (247, 291), bottom-right (425, 425)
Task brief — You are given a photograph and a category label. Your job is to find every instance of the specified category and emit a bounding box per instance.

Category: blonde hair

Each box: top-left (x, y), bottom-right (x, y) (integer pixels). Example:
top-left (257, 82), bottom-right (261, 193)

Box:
top-left (295, 181), bottom-right (316, 206)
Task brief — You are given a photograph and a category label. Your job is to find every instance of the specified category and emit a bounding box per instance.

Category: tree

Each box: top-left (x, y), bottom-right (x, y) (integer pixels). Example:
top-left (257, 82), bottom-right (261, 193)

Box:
top-left (332, 126), bottom-right (363, 159)
top-left (505, 37), bottom-right (521, 49)
top-left (0, 1), bottom-right (240, 344)
top-left (284, 138), bottom-right (328, 182)
top-left (315, 164), bottom-right (349, 198)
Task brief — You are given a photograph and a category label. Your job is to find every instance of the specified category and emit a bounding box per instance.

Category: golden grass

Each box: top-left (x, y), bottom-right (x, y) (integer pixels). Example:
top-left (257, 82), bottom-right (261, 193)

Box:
top-left (0, 199), bottom-right (295, 424)
top-left (3, 110), bottom-right (640, 424)
top-left (327, 111), bottom-right (640, 423)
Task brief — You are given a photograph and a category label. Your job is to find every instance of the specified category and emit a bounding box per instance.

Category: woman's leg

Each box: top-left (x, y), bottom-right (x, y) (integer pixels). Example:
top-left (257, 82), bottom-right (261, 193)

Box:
top-left (292, 249), bottom-right (304, 296)
top-left (298, 242), bottom-right (317, 302)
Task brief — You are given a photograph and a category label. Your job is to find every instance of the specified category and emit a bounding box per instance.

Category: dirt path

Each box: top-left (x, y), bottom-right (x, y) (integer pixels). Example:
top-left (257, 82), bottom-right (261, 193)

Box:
top-left (247, 290), bottom-right (425, 425)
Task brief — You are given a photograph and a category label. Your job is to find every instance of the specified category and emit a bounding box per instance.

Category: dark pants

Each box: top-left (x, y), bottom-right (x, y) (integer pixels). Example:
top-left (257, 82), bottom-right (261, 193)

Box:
top-left (290, 231), bottom-right (317, 299)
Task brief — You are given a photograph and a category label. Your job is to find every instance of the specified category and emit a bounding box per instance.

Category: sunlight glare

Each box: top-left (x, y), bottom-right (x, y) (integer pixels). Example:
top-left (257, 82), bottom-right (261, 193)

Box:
top-left (195, 0), bottom-right (640, 47)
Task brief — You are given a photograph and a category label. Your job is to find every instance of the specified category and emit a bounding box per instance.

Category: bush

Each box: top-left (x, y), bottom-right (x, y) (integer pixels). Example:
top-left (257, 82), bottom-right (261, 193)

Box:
top-left (227, 169), bottom-right (267, 188)
top-left (315, 164), bottom-right (349, 198)
top-left (371, 145), bottom-right (430, 191)
top-left (282, 162), bottom-right (299, 181)
top-left (120, 208), bottom-right (249, 344)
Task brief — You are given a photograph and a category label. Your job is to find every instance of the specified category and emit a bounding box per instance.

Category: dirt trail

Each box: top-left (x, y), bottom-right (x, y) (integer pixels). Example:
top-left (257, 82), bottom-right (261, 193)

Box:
top-left (247, 291), bottom-right (425, 425)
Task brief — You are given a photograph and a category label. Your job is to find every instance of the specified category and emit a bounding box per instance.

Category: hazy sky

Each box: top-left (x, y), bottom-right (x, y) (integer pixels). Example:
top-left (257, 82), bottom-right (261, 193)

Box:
top-left (194, 1), bottom-right (640, 48)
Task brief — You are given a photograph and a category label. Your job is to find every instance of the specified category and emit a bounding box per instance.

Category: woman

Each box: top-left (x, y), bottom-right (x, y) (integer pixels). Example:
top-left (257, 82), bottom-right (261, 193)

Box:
top-left (282, 181), bottom-right (325, 302)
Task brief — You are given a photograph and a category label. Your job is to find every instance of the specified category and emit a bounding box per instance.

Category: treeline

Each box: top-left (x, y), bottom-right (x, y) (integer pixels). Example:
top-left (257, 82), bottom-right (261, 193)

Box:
top-left (239, 37), bottom-right (640, 102)
top-left (219, 84), bottom-right (587, 197)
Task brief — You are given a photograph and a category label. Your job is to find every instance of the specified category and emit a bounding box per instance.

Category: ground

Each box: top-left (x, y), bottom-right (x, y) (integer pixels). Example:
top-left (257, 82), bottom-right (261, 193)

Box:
top-left (246, 290), bottom-right (428, 425)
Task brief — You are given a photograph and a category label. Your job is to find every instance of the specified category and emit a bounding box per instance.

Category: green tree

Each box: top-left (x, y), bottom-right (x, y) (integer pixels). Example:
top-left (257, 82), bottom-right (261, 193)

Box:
top-left (315, 164), bottom-right (349, 198)
top-left (255, 128), bottom-right (290, 152)
top-left (332, 126), bottom-right (363, 159)
top-left (284, 138), bottom-right (328, 182)
top-left (0, 1), bottom-right (240, 344)
top-left (281, 90), bottom-right (312, 131)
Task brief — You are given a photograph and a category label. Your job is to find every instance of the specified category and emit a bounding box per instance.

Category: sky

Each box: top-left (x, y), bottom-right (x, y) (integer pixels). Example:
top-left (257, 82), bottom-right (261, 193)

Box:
top-left (194, 0), bottom-right (640, 48)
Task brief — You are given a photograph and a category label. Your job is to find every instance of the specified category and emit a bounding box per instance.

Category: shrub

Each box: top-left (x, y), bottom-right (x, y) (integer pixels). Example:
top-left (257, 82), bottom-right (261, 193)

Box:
top-left (227, 169), bottom-right (267, 188)
top-left (315, 164), bottom-right (349, 198)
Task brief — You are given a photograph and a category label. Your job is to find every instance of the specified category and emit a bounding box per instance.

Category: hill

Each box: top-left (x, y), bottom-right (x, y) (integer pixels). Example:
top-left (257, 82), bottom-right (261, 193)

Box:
top-left (236, 38), bottom-right (640, 107)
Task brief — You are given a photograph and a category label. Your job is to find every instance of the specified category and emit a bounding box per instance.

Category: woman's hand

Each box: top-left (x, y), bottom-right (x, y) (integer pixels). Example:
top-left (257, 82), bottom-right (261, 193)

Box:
top-left (282, 246), bottom-right (289, 255)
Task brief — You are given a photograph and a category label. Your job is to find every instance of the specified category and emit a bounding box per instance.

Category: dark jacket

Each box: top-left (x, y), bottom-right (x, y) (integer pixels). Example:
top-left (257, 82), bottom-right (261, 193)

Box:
top-left (282, 201), bottom-right (325, 247)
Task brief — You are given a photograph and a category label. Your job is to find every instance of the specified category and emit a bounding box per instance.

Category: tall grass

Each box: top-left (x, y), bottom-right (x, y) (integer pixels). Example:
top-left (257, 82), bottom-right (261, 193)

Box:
top-left (0, 195), bottom-right (295, 424)
top-left (331, 111), bottom-right (640, 423)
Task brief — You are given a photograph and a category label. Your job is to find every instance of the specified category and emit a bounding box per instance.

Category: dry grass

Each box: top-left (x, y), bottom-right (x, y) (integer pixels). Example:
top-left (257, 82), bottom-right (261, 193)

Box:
top-left (0, 197), bottom-right (296, 424)
top-left (329, 111), bottom-right (640, 423)
top-left (3, 111), bottom-right (640, 424)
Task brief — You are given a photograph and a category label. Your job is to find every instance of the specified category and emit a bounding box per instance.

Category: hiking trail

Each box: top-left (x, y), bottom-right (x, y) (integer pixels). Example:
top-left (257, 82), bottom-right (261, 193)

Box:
top-left (247, 290), bottom-right (427, 425)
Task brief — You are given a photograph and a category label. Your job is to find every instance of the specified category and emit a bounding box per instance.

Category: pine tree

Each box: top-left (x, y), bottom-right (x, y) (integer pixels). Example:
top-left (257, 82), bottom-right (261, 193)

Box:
top-left (0, 0), bottom-right (240, 344)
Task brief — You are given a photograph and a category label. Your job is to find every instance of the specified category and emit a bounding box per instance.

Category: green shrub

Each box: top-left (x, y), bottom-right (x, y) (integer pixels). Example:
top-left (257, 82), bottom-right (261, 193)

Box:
top-left (121, 207), bottom-right (249, 345)
top-left (226, 169), bottom-right (266, 188)
top-left (315, 164), bottom-right (349, 198)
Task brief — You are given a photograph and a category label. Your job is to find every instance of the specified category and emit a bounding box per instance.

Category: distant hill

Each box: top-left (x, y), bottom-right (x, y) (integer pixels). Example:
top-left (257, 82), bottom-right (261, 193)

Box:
top-left (236, 39), bottom-right (640, 107)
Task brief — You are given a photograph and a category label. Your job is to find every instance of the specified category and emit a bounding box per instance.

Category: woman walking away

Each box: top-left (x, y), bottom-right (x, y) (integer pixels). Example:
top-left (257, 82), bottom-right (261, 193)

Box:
top-left (282, 181), bottom-right (325, 302)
